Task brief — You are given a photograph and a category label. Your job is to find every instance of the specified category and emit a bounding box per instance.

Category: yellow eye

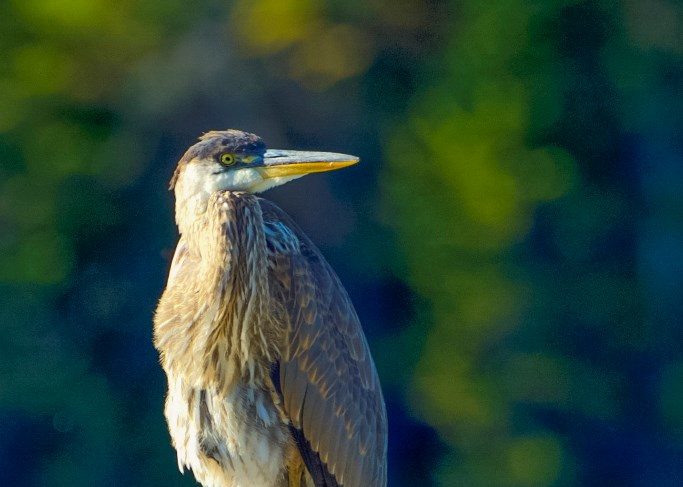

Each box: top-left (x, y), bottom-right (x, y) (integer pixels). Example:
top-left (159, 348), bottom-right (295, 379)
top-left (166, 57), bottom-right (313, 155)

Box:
top-left (220, 153), bottom-right (235, 165)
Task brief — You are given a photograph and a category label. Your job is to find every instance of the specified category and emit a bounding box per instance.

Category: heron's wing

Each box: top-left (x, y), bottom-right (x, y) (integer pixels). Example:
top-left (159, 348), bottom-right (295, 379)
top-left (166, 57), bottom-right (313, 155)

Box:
top-left (259, 199), bottom-right (387, 487)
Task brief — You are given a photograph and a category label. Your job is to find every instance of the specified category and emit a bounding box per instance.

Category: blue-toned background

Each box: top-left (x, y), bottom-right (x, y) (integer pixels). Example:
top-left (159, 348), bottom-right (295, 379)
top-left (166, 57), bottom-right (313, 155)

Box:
top-left (0, 1), bottom-right (681, 485)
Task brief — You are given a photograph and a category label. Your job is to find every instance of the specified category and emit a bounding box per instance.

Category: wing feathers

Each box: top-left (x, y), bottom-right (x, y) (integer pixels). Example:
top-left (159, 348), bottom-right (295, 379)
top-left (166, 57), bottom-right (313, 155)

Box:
top-left (260, 198), bottom-right (387, 487)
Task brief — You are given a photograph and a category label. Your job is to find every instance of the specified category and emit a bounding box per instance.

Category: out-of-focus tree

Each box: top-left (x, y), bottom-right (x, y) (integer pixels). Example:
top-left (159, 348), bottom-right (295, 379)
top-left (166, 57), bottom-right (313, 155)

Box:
top-left (381, 1), bottom-right (683, 485)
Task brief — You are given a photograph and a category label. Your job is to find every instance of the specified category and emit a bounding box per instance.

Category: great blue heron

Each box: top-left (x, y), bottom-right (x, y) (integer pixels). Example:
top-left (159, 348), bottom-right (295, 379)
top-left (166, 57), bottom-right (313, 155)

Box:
top-left (154, 130), bottom-right (387, 487)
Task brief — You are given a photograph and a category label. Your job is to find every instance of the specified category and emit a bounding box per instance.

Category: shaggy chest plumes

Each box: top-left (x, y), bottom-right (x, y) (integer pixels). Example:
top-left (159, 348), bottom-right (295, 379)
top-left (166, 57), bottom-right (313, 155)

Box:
top-left (154, 192), bottom-right (291, 487)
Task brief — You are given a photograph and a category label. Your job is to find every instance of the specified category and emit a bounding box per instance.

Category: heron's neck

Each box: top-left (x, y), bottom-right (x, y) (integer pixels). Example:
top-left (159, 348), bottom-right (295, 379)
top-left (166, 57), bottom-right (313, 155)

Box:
top-left (175, 188), bottom-right (212, 238)
top-left (184, 191), bottom-right (275, 386)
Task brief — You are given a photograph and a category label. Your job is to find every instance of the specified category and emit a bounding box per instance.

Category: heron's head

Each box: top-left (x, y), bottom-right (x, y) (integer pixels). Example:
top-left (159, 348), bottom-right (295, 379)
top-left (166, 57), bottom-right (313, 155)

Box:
top-left (171, 130), bottom-right (358, 203)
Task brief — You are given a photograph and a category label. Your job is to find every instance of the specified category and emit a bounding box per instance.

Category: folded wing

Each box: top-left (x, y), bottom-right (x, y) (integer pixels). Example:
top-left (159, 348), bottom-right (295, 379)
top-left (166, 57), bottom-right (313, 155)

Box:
top-left (260, 199), bottom-right (387, 487)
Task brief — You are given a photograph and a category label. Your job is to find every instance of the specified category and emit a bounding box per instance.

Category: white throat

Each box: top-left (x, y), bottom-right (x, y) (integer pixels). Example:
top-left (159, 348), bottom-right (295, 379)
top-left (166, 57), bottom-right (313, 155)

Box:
top-left (174, 161), bottom-right (302, 234)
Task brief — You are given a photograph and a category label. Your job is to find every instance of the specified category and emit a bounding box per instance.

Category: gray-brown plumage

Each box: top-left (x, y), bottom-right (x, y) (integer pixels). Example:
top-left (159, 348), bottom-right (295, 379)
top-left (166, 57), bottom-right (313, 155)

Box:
top-left (154, 130), bottom-right (387, 487)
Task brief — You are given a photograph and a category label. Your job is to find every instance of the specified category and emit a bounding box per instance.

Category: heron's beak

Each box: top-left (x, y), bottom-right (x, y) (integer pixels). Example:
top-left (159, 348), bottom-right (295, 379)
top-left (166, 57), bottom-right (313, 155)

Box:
top-left (258, 150), bottom-right (358, 179)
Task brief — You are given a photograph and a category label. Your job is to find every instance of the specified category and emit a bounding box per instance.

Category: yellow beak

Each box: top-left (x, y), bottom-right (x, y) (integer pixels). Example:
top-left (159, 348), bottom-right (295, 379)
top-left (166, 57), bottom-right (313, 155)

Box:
top-left (258, 150), bottom-right (359, 179)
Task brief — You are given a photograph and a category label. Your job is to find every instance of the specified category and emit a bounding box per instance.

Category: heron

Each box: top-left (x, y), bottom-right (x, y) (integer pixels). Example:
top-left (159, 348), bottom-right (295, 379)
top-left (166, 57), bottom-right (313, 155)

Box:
top-left (154, 130), bottom-right (387, 487)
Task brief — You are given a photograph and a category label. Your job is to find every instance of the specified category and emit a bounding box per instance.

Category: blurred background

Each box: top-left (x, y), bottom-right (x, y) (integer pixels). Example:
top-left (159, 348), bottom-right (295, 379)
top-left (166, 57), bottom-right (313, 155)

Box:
top-left (0, 0), bottom-right (681, 485)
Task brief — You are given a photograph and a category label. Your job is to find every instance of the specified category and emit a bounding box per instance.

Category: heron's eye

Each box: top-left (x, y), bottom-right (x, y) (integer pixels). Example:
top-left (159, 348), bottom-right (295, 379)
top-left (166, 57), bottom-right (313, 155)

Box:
top-left (219, 153), bottom-right (236, 166)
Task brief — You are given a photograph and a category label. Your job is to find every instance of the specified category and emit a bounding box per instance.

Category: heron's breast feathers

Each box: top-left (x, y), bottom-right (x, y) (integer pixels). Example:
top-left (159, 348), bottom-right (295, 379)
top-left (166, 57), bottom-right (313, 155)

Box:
top-left (154, 192), bottom-right (286, 392)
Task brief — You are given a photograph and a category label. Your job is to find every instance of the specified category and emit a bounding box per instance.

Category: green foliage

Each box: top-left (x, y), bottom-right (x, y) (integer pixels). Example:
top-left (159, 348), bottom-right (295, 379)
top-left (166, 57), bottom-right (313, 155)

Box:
top-left (381, 0), bottom-right (682, 485)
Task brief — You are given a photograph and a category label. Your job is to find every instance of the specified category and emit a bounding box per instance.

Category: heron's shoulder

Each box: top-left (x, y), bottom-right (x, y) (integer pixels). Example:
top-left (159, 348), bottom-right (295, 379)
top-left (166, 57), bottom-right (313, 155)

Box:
top-left (255, 198), bottom-right (306, 237)
top-left (256, 197), bottom-right (322, 252)
top-left (254, 196), bottom-right (288, 221)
